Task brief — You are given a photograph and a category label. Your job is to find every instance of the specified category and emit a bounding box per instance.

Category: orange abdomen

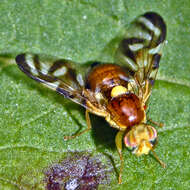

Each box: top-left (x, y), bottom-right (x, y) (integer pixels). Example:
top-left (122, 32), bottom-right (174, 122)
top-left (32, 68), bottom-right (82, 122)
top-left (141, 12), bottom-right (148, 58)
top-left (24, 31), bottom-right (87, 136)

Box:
top-left (86, 64), bottom-right (129, 98)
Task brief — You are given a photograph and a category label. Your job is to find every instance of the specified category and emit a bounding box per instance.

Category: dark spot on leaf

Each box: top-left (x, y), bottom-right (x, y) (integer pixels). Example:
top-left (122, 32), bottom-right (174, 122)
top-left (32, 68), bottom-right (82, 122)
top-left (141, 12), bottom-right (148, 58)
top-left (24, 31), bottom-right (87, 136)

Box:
top-left (44, 153), bottom-right (111, 190)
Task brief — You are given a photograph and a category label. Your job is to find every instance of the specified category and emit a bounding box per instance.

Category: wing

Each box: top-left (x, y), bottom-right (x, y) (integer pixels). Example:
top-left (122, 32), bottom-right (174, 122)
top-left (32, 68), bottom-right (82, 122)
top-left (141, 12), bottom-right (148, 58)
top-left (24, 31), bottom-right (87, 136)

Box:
top-left (15, 53), bottom-right (88, 108)
top-left (116, 12), bottom-right (166, 101)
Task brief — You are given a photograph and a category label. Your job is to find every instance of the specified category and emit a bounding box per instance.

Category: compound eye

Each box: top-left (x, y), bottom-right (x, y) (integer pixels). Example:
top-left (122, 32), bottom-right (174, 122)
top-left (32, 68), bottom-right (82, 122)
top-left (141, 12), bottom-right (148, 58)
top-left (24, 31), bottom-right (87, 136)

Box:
top-left (124, 132), bottom-right (138, 151)
top-left (149, 138), bottom-right (157, 147)
top-left (148, 126), bottom-right (158, 142)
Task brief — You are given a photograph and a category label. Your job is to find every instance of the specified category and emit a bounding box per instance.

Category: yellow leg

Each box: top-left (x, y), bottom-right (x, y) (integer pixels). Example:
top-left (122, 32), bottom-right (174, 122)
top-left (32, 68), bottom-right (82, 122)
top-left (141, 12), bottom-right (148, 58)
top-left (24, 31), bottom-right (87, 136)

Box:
top-left (64, 109), bottom-right (92, 140)
top-left (143, 80), bottom-right (151, 104)
top-left (115, 130), bottom-right (125, 184)
top-left (151, 149), bottom-right (166, 168)
top-left (148, 118), bottom-right (164, 127)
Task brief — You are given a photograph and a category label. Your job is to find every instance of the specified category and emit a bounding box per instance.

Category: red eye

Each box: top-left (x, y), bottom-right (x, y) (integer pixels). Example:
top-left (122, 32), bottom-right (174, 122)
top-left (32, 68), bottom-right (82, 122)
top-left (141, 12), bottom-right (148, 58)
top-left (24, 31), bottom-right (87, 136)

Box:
top-left (144, 105), bottom-right (147, 110)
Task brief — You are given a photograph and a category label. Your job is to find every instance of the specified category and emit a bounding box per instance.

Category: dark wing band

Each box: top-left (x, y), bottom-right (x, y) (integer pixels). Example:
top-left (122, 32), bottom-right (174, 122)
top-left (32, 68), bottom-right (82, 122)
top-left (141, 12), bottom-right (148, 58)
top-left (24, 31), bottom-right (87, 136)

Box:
top-left (15, 53), bottom-right (87, 107)
top-left (116, 12), bottom-right (166, 93)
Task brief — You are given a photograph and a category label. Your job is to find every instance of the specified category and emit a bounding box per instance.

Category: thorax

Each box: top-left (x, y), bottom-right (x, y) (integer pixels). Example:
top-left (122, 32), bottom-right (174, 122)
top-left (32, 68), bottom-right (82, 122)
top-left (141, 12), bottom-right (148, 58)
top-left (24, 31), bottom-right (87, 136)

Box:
top-left (85, 64), bottom-right (145, 130)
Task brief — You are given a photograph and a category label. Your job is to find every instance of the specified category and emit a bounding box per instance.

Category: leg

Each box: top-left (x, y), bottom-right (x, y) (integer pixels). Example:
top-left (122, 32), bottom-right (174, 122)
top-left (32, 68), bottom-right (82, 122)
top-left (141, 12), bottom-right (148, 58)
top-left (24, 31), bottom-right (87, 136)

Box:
top-left (148, 118), bottom-right (164, 127)
top-left (115, 130), bottom-right (125, 184)
top-left (64, 109), bottom-right (92, 140)
top-left (142, 80), bottom-right (151, 104)
top-left (143, 80), bottom-right (164, 128)
top-left (151, 148), bottom-right (166, 168)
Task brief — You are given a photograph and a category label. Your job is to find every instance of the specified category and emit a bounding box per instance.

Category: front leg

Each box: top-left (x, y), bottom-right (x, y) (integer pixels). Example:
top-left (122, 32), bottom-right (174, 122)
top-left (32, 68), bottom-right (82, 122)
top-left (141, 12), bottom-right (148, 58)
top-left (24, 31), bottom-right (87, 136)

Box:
top-left (115, 130), bottom-right (125, 184)
top-left (147, 118), bottom-right (164, 127)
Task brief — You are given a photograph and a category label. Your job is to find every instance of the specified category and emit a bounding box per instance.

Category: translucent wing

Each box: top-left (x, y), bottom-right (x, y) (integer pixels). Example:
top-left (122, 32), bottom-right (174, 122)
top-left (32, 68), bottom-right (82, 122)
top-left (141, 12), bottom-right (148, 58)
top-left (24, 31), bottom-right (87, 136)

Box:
top-left (116, 12), bottom-right (166, 101)
top-left (15, 53), bottom-right (88, 108)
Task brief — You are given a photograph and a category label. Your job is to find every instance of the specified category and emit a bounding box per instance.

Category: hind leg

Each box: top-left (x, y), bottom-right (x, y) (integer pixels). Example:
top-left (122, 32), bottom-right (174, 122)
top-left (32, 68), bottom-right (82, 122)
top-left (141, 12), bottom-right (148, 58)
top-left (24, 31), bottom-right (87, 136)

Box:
top-left (64, 109), bottom-right (92, 140)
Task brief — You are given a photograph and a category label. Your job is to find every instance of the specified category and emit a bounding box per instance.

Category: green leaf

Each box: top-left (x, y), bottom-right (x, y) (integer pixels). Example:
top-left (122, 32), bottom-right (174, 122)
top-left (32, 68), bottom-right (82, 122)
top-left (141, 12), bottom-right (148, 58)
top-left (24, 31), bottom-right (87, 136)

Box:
top-left (0, 0), bottom-right (190, 189)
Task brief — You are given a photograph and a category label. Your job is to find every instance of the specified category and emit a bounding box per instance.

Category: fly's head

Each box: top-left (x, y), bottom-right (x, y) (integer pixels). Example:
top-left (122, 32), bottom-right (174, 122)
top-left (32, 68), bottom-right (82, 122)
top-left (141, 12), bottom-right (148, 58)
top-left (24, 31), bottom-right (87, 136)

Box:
top-left (124, 124), bottom-right (157, 156)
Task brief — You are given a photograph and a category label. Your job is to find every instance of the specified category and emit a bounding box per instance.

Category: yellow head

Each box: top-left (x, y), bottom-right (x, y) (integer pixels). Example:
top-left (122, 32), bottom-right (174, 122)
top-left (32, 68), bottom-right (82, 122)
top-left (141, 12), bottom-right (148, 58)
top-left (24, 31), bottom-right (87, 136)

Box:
top-left (124, 124), bottom-right (157, 156)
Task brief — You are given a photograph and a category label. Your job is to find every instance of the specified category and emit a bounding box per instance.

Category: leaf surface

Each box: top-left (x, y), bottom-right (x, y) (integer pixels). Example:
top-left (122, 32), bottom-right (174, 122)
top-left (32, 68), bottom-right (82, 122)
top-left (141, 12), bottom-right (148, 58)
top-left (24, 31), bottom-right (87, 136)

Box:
top-left (0, 0), bottom-right (190, 189)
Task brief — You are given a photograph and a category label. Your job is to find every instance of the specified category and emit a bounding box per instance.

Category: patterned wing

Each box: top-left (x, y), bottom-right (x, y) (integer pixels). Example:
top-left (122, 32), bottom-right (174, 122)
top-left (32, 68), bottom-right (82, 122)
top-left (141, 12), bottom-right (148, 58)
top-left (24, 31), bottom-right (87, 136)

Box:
top-left (15, 53), bottom-right (87, 108)
top-left (116, 12), bottom-right (166, 101)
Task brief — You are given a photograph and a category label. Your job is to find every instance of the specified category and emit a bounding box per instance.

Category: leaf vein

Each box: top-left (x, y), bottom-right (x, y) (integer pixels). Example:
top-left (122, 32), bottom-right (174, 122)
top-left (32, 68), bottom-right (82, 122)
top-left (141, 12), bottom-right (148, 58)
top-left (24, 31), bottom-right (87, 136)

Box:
top-left (159, 124), bottom-right (190, 133)
top-left (0, 176), bottom-right (22, 190)
top-left (21, 106), bottom-right (57, 126)
top-left (157, 75), bottom-right (190, 89)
